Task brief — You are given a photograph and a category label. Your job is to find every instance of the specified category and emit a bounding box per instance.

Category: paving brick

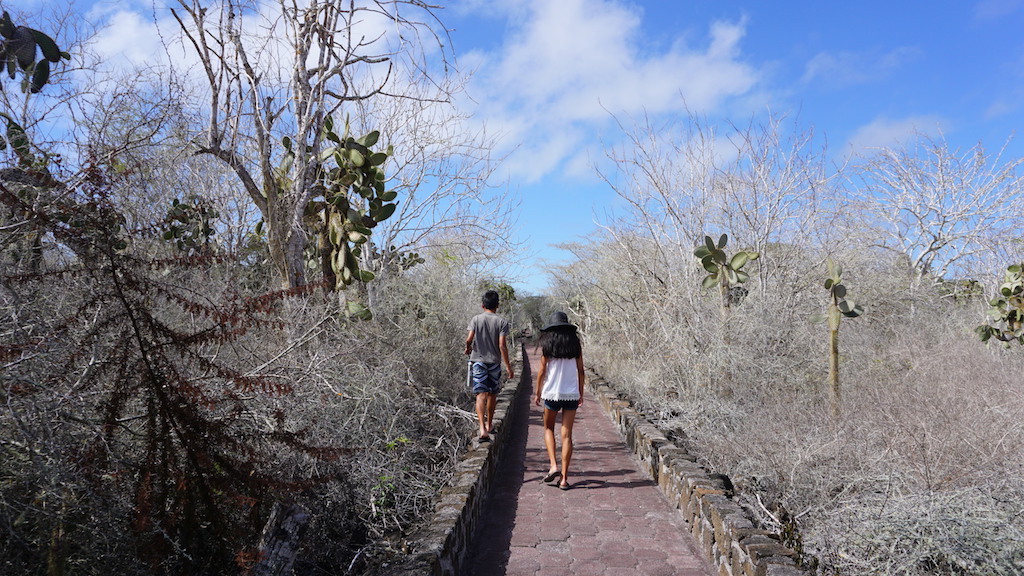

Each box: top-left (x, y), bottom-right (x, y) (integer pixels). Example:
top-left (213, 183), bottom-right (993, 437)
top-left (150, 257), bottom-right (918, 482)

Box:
top-left (636, 560), bottom-right (691, 575)
top-left (568, 559), bottom-right (609, 575)
top-left (631, 546), bottom-right (670, 561)
top-left (600, 552), bottom-right (641, 568)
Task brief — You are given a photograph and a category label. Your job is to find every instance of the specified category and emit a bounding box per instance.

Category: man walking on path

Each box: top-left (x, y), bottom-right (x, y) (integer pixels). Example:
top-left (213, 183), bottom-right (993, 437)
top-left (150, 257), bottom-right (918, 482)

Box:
top-left (466, 289), bottom-right (514, 441)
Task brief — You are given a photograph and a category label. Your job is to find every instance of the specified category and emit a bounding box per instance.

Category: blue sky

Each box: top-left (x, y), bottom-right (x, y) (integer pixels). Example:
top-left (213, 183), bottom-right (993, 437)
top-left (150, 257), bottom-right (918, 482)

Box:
top-left (439, 0), bottom-right (1024, 293)
top-left (10, 0), bottom-right (1024, 294)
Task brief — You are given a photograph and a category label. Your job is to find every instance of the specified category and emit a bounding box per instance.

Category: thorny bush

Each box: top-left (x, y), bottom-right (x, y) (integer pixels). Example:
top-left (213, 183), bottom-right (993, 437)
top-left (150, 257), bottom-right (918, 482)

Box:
top-left (0, 162), bottom-right (478, 574)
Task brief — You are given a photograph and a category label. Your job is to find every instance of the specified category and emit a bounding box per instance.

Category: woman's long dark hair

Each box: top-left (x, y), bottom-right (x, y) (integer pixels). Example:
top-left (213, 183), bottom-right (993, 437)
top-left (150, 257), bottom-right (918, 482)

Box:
top-left (540, 328), bottom-right (582, 359)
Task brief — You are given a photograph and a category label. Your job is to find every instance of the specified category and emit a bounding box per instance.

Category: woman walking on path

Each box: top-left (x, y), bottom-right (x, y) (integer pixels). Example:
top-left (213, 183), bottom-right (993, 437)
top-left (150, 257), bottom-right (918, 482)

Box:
top-left (534, 311), bottom-right (585, 490)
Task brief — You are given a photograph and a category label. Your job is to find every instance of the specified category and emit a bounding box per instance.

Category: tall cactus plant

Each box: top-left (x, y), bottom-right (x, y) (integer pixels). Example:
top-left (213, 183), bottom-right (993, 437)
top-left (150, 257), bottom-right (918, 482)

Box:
top-left (976, 263), bottom-right (1024, 346)
top-left (811, 258), bottom-right (864, 418)
top-left (307, 116), bottom-right (397, 294)
top-left (694, 233), bottom-right (759, 317)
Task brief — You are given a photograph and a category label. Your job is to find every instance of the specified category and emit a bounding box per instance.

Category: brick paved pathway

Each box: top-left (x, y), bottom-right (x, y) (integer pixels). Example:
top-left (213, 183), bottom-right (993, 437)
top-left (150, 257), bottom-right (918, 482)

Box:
top-left (464, 346), bottom-right (713, 576)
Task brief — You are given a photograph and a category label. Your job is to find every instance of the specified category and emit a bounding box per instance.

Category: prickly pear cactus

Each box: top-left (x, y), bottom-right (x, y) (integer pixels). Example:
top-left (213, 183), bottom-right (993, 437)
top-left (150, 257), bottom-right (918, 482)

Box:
top-left (811, 258), bottom-right (863, 418)
top-left (0, 10), bottom-right (70, 94)
top-left (976, 263), bottom-right (1024, 346)
top-left (822, 258), bottom-right (864, 323)
top-left (163, 195), bottom-right (219, 255)
top-left (307, 116), bottom-right (398, 292)
top-left (693, 233), bottom-right (759, 312)
top-left (0, 12), bottom-right (69, 168)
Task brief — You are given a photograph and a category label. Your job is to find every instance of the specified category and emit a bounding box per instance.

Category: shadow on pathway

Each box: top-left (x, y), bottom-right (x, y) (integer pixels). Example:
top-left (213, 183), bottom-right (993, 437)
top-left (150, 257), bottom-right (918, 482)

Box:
top-left (464, 345), bottom-right (714, 576)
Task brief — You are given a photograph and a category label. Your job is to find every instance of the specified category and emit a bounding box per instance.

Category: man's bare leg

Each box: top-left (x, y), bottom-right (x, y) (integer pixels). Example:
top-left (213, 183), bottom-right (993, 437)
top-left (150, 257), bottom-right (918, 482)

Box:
top-left (485, 393), bottom-right (497, 434)
top-left (475, 393), bottom-right (490, 439)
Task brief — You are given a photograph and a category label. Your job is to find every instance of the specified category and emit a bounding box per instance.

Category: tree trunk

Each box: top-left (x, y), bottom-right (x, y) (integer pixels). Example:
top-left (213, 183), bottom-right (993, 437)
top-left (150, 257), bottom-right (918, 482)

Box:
top-left (265, 193), bottom-right (308, 290)
top-left (252, 502), bottom-right (310, 576)
top-left (718, 275), bottom-right (731, 321)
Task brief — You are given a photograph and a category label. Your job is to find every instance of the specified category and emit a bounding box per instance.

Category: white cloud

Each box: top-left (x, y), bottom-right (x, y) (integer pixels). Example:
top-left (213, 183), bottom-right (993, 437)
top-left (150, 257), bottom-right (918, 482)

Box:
top-left (845, 115), bottom-right (945, 154)
top-left (974, 0), bottom-right (1024, 21)
top-left (802, 47), bottom-right (919, 89)
top-left (89, 10), bottom-right (167, 69)
top-left (985, 95), bottom-right (1022, 119)
top-left (461, 0), bottom-right (758, 183)
top-left (83, 0), bottom-right (420, 86)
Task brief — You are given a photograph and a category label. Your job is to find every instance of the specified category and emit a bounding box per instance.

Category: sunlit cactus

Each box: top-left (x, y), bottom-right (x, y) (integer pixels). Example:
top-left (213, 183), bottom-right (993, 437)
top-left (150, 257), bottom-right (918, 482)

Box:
top-left (811, 258), bottom-right (864, 418)
top-left (976, 263), bottom-right (1024, 346)
top-left (822, 258), bottom-right (864, 321)
top-left (307, 116), bottom-right (398, 294)
top-left (694, 233), bottom-right (759, 315)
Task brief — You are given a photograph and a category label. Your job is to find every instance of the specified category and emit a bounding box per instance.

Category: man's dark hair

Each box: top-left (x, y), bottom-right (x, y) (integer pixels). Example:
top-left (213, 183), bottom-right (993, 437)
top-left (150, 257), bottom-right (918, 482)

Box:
top-left (540, 329), bottom-right (582, 359)
top-left (482, 289), bottom-right (500, 311)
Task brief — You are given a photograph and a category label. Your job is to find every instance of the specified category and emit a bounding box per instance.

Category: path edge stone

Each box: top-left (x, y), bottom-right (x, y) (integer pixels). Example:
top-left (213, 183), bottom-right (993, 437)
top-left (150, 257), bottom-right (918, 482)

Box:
top-left (371, 343), bottom-right (529, 575)
top-left (588, 373), bottom-right (812, 576)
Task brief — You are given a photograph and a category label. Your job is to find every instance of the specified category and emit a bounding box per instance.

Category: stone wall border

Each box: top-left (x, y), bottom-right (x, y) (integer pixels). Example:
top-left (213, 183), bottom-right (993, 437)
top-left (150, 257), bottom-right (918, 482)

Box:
top-left (378, 344), bottom-right (527, 575)
top-left (587, 373), bottom-right (811, 576)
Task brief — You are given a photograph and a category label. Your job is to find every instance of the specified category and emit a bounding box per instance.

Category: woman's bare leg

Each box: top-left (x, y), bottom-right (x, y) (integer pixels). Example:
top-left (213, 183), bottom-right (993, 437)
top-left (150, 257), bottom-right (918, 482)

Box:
top-left (559, 409), bottom-right (577, 486)
top-left (542, 408), bottom-right (559, 474)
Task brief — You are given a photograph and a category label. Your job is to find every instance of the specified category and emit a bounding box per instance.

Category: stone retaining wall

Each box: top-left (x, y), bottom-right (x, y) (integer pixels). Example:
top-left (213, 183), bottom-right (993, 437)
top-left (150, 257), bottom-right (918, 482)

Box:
top-left (588, 373), bottom-right (811, 576)
top-left (377, 345), bottom-right (527, 575)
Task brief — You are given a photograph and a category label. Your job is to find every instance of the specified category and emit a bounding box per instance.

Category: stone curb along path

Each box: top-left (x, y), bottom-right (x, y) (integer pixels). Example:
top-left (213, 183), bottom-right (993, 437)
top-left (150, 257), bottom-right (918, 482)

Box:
top-left (586, 372), bottom-right (810, 576)
top-left (376, 345), bottom-right (530, 575)
top-left (378, 343), bottom-right (810, 576)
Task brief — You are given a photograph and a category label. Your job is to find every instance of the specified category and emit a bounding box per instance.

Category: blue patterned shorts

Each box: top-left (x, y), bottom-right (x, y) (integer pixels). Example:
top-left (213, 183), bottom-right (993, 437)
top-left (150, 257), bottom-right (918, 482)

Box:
top-left (471, 362), bottom-right (502, 394)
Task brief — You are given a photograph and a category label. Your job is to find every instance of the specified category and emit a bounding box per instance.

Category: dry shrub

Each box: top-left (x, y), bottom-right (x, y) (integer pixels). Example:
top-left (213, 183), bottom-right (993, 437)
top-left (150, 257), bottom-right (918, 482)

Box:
top-left (570, 111), bottom-right (1024, 574)
top-left (818, 490), bottom-right (1024, 575)
top-left (0, 202), bottom-right (481, 575)
top-left (212, 258), bottom-right (481, 571)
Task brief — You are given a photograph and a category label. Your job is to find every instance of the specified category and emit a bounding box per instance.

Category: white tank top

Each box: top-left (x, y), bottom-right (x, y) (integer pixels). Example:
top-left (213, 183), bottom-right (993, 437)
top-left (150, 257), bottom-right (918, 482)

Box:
top-left (541, 357), bottom-right (580, 401)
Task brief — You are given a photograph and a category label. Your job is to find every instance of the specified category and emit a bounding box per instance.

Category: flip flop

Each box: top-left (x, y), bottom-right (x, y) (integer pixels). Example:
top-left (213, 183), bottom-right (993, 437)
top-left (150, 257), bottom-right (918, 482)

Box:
top-left (558, 482), bottom-right (571, 491)
top-left (542, 470), bottom-right (561, 483)
top-left (478, 435), bottom-right (491, 442)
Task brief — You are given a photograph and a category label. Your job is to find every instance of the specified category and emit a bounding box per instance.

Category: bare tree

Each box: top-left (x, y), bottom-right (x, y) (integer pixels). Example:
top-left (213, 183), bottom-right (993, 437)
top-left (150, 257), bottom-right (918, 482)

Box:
top-left (712, 114), bottom-right (845, 274)
top-left (852, 132), bottom-right (1024, 284)
top-left (171, 0), bottom-right (453, 289)
top-left (597, 111), bottom-right (842, 315)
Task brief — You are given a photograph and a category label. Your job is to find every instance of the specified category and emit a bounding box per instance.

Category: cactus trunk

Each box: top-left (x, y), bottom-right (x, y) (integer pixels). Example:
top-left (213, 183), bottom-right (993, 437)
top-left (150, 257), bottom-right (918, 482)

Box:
top-left (819, 258), bottom-right (862, 420)
top-left (829, 323), bottom-right (840, 419)
top-left (719, 273), bottom-right (731, 320)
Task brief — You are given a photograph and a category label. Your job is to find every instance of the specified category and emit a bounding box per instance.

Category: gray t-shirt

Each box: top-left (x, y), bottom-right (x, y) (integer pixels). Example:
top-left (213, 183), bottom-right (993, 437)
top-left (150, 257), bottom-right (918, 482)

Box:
top-left (467, 312), bottom-right (511, 364)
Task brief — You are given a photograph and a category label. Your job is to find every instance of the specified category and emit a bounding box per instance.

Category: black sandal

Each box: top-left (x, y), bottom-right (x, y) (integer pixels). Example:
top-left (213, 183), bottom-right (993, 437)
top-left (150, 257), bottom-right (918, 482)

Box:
top-left (542, 470), bottom-right (561, 483)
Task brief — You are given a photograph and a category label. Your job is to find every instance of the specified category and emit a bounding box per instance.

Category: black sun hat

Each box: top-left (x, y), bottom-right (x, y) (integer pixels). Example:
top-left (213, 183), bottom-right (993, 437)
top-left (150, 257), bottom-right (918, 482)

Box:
top-left (541, 311), bottom-right (577, 332)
